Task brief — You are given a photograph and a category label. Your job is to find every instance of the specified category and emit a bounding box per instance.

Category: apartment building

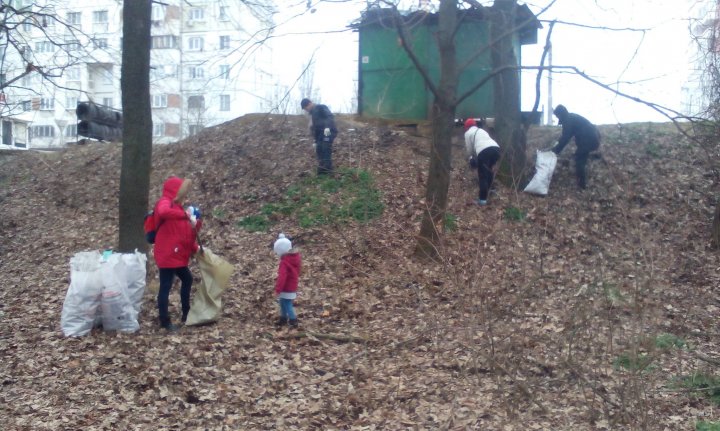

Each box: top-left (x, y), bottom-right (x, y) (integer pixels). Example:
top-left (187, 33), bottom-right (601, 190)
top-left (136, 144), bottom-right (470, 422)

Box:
top-left (0, 0), bottom-right (275, 149)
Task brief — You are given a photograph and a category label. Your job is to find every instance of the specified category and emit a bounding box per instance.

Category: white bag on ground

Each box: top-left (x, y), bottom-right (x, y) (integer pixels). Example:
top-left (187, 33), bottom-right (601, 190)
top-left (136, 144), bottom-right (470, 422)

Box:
top-left (185, 248), bottom-right (234, 326)
top-left (61, 251), bottom-right (104, 337)
top-left (100, 254), bottom-right (140, 333)
top-left (524, 150), bottom-right (557, 196)
top-left (120, 250), bottom-right (147, 315)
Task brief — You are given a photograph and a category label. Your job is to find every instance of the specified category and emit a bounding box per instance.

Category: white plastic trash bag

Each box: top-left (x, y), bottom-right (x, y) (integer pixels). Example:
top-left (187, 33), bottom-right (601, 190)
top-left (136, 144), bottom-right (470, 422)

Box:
top-left (100, 254), bottom-right (140, 333)
top-left (524, 150), bottom-right (557, 196)
top-left (61, 251), bottom-right (104, 337)
top-left (120, 250), bottom-right (147, 315)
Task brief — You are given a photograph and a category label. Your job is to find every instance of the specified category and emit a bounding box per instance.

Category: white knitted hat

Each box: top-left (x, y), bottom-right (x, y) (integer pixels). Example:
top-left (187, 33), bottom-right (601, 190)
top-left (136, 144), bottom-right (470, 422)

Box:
top-left (273, 233), bottom-right (292, 256)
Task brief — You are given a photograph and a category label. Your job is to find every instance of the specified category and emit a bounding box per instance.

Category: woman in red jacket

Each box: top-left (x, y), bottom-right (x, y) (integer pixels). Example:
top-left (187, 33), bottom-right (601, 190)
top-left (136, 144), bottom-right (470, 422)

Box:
top-left (153, 176), bottom-right (201, 331)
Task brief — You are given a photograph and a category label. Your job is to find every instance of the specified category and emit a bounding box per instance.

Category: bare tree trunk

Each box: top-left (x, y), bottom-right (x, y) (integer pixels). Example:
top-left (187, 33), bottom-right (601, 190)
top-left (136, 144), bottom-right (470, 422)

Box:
top-left (713, 202), bottom-right (720, 249)
top-left (118, 0), bottom-right (153, 253)
top-left (490, 0), bottom-right (527, 188)
top-left (415, 0), bottom-right (458, 259)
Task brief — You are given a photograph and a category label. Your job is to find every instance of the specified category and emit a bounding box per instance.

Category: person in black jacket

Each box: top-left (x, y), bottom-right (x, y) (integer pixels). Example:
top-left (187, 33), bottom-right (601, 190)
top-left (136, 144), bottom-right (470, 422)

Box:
top-left (551, 104), bottom-right (601, 189)
top-left (301, 98), bottom-right (338, 175)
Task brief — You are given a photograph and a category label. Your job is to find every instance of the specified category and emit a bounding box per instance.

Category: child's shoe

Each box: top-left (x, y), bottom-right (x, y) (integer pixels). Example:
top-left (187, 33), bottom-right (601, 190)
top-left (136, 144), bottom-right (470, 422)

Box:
top-left (275, 317), bottom-right (288, 328)
top-left (289, 319), bottom-right (299, 329)
top-left (474, 199), bottom-right (487, 206)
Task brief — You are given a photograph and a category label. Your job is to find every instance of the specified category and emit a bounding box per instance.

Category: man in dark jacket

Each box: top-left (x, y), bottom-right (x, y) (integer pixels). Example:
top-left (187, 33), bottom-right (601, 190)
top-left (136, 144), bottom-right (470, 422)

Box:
top-left (301, 98), bottom-right (337, 175)
top-left (552, 104), bottom-right (601, 189)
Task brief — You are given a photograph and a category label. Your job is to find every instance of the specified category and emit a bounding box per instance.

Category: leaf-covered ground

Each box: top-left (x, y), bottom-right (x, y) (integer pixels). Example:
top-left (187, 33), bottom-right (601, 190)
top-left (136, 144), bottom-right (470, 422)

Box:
top-left (1, 114), bottom-right (719, 430)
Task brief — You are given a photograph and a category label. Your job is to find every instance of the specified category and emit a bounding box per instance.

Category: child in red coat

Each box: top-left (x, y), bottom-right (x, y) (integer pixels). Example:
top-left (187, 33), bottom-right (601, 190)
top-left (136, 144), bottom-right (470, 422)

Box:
top-left (274, 233), bottom-right (301, 328)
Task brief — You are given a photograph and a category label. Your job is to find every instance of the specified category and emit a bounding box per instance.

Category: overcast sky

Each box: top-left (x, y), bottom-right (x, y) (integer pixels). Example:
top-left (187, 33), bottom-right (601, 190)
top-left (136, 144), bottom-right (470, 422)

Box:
top-left (271, 0), bottom-right (697, 124)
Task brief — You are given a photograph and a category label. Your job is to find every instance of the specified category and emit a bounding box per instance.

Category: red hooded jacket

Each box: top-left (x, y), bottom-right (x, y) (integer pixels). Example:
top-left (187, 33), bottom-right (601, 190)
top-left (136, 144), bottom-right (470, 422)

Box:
top-left (275, 252), bottom-right (301, 295)
top-left (153, 177), bottom-right (200, 268)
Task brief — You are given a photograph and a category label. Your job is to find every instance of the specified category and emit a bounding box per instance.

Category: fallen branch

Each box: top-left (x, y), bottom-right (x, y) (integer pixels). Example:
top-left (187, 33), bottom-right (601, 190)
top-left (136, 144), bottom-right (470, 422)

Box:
top-left (276, 331), bottom-right (367, 344)
top-left (692, 350), bottom-right (720, 367)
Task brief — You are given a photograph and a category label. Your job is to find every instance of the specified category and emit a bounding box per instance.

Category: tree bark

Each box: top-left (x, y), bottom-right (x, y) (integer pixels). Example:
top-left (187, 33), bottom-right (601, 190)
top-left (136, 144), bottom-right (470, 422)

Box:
top-left (414, 0), bottom-right (458, 259)
top-left (713, 202), bottom-right (720, 249)
top-left (490, 0), bottom-right (527, 188)
top-left (118, 0), bottom-right (153, 253)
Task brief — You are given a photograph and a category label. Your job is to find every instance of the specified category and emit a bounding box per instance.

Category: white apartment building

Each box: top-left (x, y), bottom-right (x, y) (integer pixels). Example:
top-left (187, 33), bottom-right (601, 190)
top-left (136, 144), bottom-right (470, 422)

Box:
top-left (0, 0), bottom-right (275, 149)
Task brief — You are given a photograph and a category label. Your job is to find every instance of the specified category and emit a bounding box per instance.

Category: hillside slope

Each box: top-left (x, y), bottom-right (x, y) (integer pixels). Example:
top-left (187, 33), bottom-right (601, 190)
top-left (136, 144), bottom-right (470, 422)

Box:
top-left (1, 115), bottom-right (719, 430)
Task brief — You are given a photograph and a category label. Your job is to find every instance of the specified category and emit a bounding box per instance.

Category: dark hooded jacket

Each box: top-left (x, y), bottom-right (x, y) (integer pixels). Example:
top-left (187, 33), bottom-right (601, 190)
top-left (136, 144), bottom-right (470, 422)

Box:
top-left (553, 106), bottom-right (600, 155)
top-left (153, 176), bottom-right (200, 268)
top-left (309, 104), bottom-right (338, 143)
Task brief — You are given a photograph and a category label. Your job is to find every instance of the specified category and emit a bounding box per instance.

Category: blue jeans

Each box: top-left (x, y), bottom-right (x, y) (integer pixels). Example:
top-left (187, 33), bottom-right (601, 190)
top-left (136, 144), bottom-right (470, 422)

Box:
top-left (279, 298), bottom-right (296, 320)
top-left (158, 267), bottom-right (192, 326)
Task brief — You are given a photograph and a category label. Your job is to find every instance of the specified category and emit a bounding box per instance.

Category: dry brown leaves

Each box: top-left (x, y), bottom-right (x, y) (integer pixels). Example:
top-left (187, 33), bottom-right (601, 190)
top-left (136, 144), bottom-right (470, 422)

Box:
top-left (1, 116), bottom-right (719, 430)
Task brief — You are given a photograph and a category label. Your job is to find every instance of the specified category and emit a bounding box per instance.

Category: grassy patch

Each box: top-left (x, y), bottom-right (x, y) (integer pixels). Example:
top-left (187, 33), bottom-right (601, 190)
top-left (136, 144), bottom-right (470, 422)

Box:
top-left (697, 421), bottom-right (720, 431)
top-left (655, 333), bottom-right (686, 350)
top-left (645, 142), bottom-right (662, 158)
top-left (613, 352), bottom-right (654, 372)
top-left (237, 214), bottom-right (271, 232)
top-left (237, 168), bottom-right (384, 232)
top-left (212, 208), bottom-right (227, 219)
top-left (676, 373), bottom-right (720, 405)
top-left (444, 213), bottom-right (458, 232)
top-left (602, 282), bottom-right (627, 306)
top-left (504, 206), bottom-right (526, 222)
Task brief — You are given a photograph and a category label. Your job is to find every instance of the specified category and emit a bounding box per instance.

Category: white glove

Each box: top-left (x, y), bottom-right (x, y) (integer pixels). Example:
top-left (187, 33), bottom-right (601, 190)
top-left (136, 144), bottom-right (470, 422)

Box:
top-left (323, 128), bottom-right (331, 137)
top-left (313, 143), bottom-right (317, 150)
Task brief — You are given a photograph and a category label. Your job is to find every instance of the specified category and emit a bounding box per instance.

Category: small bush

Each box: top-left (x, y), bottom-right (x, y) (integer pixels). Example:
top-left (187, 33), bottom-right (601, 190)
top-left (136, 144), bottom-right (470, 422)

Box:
top-left (676, 373), bottom-right (720, 404)
top-left (504, 206), bottom-right (526, 222)
top-left (444, 213), bottom-right (458, 232)
top-left (613, 352), bottom-right (654, 372)
top-left (655, 333), bottom-right (686, 350)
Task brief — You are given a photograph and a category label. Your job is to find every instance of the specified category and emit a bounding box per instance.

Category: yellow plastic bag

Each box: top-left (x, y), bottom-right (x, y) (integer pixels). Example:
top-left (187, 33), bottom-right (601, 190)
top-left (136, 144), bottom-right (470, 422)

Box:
top-left (185, 248), bottom-right (234, 326)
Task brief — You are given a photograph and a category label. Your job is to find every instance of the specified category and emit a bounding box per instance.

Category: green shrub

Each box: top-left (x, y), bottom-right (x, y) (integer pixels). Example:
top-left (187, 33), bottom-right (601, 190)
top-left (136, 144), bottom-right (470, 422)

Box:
top-left (504, 206), bottom-right (526, 222)
top-left (613, 352), bottom-right (653, 372)
top-left (676, 373), bottom-right (720, 404)
top-left (655, 333), bottom-right (686, 350)
top-left (444, 213), bottom-right (458, 232)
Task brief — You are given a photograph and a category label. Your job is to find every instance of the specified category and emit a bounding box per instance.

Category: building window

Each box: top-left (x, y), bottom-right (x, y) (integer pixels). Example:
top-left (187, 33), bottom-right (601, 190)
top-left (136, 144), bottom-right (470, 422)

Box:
top-left (151, 35), bottom-right (178, 49)
top-left (22, 19), bottom-right (32, 32)
top-left (64, 38), bottom-right (80, 51)
top-left (188, 124), bottom-right (203, 136)
top-left (66, 66), bottom-right (81, 81)
top-left (189, 8), bottom-right (204, 21)
top-left (40, 98), bottom-right (54, 110)
top-left (152, 94), bottom-right (167, 108)
top-left (188, 66), bottom-right (204, 79)
top-left (65, 124), bottom-right (77, 137)
top-left (35, 41), bottom-right (54, 53)
top-left (31, 125), bottom-right (55, 138)
top-left (22, 100), bottom-right (31, 111)
top-left (67, 12), bottom-right (81, 26)
top-left (153, 122), bottom-right (165, 137)
top-left (102, 67), bottom-right (113, 84)
top-left (65, 95), bottom-right (78, 110)
top-left (187, 95), bottom-right (205, 109)
top-left (102, 97), bottom-right (113, 108)
top-left (219, 65), bottom-right (230, 79)
top-left (93, 38), bottom-right (108, 49)
top-left (93, 10), bottom-right (108, 23)
top-left (219, 35), bottom-right (230, 50)
top-left (220, 94), bottom-right (230, 111)
top-left (219, 6), bottom-right (229, 21)
top-left (151, 4), bottom-right (165, 22)
top-left (188, 37), bottom-right (204, 51)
